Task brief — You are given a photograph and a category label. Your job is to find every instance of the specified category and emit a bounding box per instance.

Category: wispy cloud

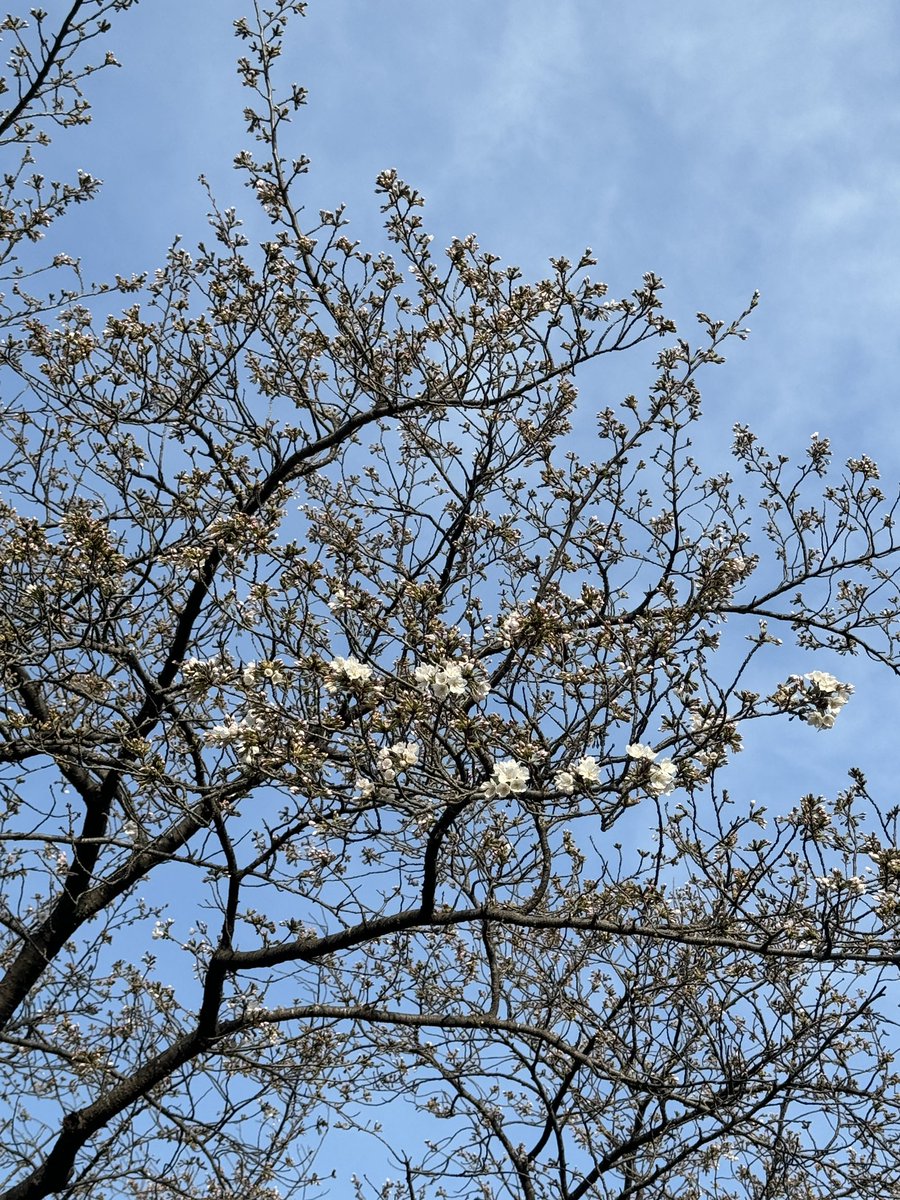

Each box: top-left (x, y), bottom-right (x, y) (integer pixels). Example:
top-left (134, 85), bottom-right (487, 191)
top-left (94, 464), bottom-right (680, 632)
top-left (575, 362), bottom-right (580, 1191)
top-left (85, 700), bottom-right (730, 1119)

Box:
top-left (441, 1), bottom-right (586, 182)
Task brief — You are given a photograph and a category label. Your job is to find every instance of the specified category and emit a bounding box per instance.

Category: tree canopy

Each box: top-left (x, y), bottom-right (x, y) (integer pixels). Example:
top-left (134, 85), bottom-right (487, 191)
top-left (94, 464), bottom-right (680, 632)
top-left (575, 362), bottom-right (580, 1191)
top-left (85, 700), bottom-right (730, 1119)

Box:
top-left (2, 4), bottom-right (900, 1199)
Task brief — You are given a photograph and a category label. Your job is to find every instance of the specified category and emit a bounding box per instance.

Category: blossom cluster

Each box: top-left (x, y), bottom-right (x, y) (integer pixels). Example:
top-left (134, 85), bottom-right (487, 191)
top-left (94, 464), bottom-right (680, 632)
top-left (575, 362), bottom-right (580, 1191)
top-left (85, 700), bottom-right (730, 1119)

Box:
top-left (815, 868), bottom-right (868, 895)
top-left (376, 740), bottom-right (419, 783)
top-left (325, 655), bottom-right (374, 692)
top-left (481, 759), bottom-right (529, 800)
top-left (242, 659), bottom-right (287, 688)
top-left (801, 670), bottom-right (854, 730)
top-left (772, 670), bottom-right (854, 731)
top-left (354, 741), bottom-right (421, 798)
top-left (415, 658), bottom-right (490, 702)
top-left (553, 755), bottom-right (600, 794)
top-left (498, 609), bottom-right (525, 647)
top-left (626, 743), bottom-right (678, 796)
top-left (205, 713), bottom-right (267, 764)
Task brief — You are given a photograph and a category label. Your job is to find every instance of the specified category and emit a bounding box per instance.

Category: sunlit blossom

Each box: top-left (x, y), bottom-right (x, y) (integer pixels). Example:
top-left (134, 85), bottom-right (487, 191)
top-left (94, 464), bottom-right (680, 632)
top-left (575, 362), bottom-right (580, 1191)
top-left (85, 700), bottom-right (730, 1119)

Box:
top-left (415, 658), bottom-right (490, 702)
top-left (648, 758), bottom-right (677, 796)
top-left (481, 759), bottom-right (529, 799)
top-left (573, 755), bottom-right (600, 783)
top-left (626, 742), bottom-right (657, 761)
top-left (326, 655), bottom-right (373, 691)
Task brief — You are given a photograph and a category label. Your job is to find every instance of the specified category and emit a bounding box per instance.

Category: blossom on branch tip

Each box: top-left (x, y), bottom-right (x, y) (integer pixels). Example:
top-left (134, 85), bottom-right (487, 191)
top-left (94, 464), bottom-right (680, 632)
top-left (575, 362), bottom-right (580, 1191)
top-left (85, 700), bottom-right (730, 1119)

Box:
top-left (626, 742), bottom-right (657, 761)
top-left (625, 742), bottom-right (677, 795)
top-left (573, 755), bottom-right (600, 783)
top-left (648, 758), bottom-right (677, 796)
top-left (415, 658), bottom-right (489, 702)
top-left (498, 609), bottom-right (525, 647)
top-left (800, 670), bottom-right (853, 730)
top-left (481, 759), bottom-right (529, 799)
top-left (326, 655), bottom-right (373, 691)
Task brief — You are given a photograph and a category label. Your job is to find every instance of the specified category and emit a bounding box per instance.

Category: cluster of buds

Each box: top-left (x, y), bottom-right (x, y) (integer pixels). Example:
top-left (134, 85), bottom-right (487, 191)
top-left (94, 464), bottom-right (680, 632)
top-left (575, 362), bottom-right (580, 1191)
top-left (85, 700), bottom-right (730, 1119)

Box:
top-left (242, 659), bottom-right (288, 688)
top-left (181, 655), bottom-right (230, 695)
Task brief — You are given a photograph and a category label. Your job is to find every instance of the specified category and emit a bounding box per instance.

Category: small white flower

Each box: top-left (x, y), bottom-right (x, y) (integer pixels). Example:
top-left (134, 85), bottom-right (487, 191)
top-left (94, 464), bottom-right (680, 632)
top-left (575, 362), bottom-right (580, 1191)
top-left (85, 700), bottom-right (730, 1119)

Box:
top-left (626, 742), bottom-right (657, 761)
top-left (481, 759), bottom-right (529, 800)
top-left (805, 710), bottom-right (835, 730)
top-left (376, 759), bottom-right (397, 784)
top-left (554, 770), bottom-right (576, 795)
top-left (434, 665), bottom-right (466, 698)
top-left (805, 670), bottom-right (840, 693)
top-left (415, 658), bottom-right (488, 702)
top-left (206, 715), bottom-right (242, 746)
top-left (326, 655), bottom-right (373, 691)
top-left (413, 664), bottom-right (433, 686)
top-left (573, 755), bottom-right (600, 783)
top-left (648, 758), bottom-right (677, 796)
top-left (499, 610), bottom-right (525, 647)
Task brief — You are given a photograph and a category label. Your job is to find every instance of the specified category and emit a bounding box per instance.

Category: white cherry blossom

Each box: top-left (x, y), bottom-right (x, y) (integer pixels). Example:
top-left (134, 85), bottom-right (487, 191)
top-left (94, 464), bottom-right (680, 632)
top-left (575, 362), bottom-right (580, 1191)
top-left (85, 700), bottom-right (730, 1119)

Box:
top-left (573, 755), bottom-right (600, 783)
top-left (481, 759), bottom-right (529, 799)
top-left (626, 742), bottom-right (657, 761)
top-left (415, 658), bottom-right (490, 702)
top-left (326, 655), bottom-right (373, 691)
top-left (648, 758), bottom-right (677, 796)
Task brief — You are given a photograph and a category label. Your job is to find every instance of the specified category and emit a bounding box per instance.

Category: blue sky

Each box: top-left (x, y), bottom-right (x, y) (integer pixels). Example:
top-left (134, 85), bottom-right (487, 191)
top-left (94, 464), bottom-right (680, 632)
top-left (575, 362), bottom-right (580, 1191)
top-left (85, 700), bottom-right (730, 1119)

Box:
top-left (62, 0), bottom-right (900, 460)
top-left (29, 0), bottom-right (900, 1187)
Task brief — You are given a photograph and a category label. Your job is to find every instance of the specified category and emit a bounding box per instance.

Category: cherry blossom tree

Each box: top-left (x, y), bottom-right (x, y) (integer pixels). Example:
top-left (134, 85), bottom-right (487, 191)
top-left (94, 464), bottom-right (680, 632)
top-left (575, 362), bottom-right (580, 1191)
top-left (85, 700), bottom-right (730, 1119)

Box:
top-left (3, 4), bottom-right (900, 1199)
